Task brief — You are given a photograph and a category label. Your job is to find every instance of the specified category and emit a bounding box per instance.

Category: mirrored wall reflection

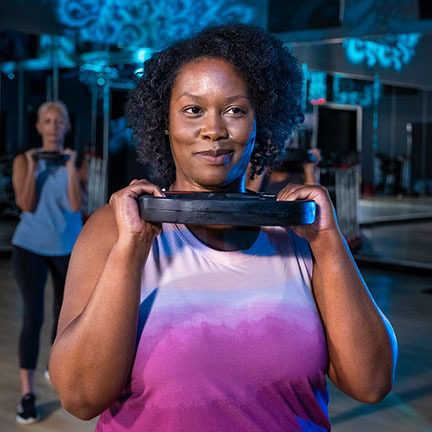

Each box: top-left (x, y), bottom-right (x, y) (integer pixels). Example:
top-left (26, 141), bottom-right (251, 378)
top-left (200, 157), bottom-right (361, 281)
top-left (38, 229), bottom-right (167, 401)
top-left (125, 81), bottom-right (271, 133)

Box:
top-left (1, 28), bottom-right (432, 268)
top-left (0, 40), bottom-right (158, 252)
top-left (0, 64), bottom-right (96, 251)
top-left (356, 83), bottom-right (432, 270)
top-left (296, 68), bottom-right (432, 269)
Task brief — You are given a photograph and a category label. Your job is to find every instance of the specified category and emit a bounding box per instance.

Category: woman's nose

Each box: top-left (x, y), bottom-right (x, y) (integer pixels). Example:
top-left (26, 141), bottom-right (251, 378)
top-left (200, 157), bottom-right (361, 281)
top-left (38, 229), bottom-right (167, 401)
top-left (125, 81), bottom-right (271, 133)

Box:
top-left (200, 113), bottom-right (229, 141)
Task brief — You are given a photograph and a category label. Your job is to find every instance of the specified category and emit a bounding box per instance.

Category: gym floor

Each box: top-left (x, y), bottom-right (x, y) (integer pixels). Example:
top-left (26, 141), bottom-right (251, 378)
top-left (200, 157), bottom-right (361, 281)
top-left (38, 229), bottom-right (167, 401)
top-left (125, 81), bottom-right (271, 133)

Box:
top-left (1, 259), bottom-right (431, 431)
top-left (357, 196), bottom-right (432, 271)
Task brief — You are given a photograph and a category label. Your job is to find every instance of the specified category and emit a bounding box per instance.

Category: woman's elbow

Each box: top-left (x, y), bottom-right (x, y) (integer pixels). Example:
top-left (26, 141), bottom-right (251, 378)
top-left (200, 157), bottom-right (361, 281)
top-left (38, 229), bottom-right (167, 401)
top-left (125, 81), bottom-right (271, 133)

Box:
top-left (356, 380), bottom-right (393, 404)
top-left (57, 390), bottom-right (105, 420)
top-left (61, 401), bottom-right (100, 421)
top-left (69, 199), bottom-right (81, 212)
top-left (51, 371), bottom-right (115, 420)
top-left (349, 368), bottom-right (395, 404)
top-left (15, 197), bottom-right (33, 212)
top-left (333, 362), bottom-right (395, 404)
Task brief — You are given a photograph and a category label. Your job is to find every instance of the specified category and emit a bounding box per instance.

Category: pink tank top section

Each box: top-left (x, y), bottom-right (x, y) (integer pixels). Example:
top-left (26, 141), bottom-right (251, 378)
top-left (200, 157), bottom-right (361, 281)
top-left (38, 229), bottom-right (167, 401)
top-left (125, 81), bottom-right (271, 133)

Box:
top-left (96, 224), bottom-right (330, 431)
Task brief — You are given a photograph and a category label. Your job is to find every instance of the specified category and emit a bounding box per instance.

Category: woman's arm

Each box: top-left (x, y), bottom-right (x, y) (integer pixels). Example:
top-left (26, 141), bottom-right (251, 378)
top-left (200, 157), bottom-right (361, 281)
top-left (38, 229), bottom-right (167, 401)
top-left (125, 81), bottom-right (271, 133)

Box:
top-left (77, 157), bottom-right (90, 216)
top-left (302, 148), bottom-right (321, 185)
top-left (277, 184), bottom-right (397, 403)
top-left (63, 149), bottom-right (82, 212)
top-left (49, 179), bottom-right (164, 420)
top-left (302, 162), bottom-right (318, 185)
top-left (12, 150), bottom-right (38, 212)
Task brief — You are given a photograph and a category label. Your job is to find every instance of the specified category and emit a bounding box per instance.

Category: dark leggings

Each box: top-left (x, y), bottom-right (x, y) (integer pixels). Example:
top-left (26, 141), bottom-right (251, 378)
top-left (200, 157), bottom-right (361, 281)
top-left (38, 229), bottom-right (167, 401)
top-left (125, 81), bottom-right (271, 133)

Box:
top-left (12, 246), bottom-right (70, 369)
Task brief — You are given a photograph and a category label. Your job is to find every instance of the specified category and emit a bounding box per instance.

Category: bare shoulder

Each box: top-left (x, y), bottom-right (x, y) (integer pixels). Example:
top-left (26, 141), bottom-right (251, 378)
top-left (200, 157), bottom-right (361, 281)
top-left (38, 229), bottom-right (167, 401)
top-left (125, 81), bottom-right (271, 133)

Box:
top-left (12, 153), bottom-right (26, 173)
top-left (13, 152), bottom-right (26, 163)
top-left (58, 204), bottom-right (118, 332)
top-left (69, 204), bottom-right (119, 273)
top-left (79, 204), bottom-right (117, 245)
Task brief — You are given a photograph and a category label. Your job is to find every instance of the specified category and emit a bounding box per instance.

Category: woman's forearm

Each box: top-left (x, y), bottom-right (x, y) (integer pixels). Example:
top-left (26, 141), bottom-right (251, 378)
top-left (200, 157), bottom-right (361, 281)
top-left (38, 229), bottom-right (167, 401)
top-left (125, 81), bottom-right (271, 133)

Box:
top-left (309, 230), bottom-right (397, 402)
top-left (18, 172), bottom-right (37, 211)
top-left (66, 163), bottom-right (82, 211)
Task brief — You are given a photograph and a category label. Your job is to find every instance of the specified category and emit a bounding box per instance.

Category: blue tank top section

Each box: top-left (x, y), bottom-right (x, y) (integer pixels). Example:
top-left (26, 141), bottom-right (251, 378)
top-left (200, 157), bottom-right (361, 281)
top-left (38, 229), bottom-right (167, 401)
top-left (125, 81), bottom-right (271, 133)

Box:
top-left (12, 160), bottom-right (83, 256)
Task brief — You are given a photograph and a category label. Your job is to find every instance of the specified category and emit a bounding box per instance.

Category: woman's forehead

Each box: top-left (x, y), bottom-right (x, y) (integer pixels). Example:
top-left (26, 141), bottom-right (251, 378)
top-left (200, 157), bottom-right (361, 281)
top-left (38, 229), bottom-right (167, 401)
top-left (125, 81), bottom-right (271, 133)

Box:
top-left (40, 107), bottom-right (66, 119)
top-left (173, 58), bottom-right (248, 92)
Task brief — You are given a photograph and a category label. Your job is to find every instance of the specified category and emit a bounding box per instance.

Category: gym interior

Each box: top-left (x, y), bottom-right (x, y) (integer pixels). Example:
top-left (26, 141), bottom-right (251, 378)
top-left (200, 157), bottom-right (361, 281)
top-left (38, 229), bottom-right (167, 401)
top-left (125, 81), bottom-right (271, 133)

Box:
top-left (0, 1), bottom-right (431, 431)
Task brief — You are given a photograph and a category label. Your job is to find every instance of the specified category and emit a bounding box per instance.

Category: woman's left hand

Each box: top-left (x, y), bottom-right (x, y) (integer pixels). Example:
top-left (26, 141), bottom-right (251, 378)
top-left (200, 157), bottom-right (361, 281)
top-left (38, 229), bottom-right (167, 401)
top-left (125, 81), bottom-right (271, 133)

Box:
top-left (277, 183), bottom-right (339, 242)
top-left (63, 148), bottom-right (77, 167)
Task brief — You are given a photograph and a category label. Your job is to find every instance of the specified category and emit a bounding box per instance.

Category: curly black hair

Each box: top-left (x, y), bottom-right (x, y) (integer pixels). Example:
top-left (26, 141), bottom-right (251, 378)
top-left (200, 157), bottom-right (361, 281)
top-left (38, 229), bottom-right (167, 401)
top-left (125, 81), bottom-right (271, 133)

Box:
top-left (126, 23), bottom-right (304, 187)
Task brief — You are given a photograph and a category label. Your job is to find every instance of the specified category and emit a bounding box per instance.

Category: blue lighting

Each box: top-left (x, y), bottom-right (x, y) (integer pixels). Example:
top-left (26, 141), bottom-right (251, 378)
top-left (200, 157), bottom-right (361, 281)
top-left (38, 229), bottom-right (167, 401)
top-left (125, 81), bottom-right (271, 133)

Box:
top-left (305, 70), bottom-right (327, 102)
top-left (96, 76), bottom-right (106, 86)
top-left (372, 73), bottom-right (380, 153)
top-left (56, 0), bottom-right (258, 48)
top-left (344, 33), bottom-right (421, 71)
top-left (333, 75), bottom-right (381, 108)
top-left (134, 67), bottom-right (144, 77)
top-left (134, 48), bottom-right (151, 63)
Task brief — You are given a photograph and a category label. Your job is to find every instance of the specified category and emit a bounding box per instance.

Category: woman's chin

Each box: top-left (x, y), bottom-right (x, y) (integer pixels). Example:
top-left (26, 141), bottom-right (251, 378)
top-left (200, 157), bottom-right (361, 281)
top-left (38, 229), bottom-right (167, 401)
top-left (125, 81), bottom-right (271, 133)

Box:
top-left (43, 142), bottom-right (63, 151)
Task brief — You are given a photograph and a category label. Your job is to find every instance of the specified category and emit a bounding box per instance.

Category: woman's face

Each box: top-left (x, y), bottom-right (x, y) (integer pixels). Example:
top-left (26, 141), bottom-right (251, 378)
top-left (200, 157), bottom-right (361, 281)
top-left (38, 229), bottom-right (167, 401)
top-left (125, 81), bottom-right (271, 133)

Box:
top-left (36, 108), bottom-right (69, 150)
top-left (168, 58), bottom-right (256, 192)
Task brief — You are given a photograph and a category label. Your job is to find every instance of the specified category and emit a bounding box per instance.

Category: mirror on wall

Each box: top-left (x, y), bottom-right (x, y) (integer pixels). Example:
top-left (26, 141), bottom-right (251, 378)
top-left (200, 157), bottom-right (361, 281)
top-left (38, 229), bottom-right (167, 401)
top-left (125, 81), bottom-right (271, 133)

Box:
top-left (1, 26), bottom-right (432, 270)
top-left (296, 62), bottom-right (432, 270)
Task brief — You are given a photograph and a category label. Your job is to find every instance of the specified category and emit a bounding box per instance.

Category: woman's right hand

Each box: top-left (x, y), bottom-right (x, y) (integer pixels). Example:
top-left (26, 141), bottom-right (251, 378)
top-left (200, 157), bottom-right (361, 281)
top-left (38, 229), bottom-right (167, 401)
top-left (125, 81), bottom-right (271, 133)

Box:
top-left (108, 179), bottom-right (165, 240)
top-left (24, 148), bottom-right (38, 170)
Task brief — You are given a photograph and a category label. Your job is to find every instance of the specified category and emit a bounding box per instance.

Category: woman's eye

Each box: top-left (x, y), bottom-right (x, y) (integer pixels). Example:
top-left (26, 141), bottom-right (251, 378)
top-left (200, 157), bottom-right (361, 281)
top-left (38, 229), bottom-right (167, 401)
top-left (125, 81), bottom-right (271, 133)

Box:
top-left (184, 106), bottom-right (202, 114)
top-left (226, 107), bottom-right (245, 115)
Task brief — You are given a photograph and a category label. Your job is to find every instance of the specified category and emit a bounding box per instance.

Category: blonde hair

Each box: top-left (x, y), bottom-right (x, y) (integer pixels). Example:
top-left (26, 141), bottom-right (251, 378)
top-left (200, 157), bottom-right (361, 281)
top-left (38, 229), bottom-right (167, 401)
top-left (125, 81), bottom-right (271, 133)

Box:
top-left (37, 100), bottom-right (70, 130)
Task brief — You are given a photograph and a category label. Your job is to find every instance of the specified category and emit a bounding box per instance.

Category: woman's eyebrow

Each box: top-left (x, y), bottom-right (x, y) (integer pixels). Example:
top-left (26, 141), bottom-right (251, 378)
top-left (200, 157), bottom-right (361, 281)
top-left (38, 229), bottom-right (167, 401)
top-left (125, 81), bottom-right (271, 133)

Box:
top-left (176, 92), bottom-right (251, 102)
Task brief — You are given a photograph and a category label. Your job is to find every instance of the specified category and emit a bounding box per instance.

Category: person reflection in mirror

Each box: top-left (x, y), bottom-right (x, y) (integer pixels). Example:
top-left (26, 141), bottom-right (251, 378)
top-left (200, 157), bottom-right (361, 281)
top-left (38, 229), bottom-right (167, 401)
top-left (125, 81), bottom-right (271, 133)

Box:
top-left (11, 101), bottom-right (87, 424)
top-left (49, 25), bottom-right (397, 432)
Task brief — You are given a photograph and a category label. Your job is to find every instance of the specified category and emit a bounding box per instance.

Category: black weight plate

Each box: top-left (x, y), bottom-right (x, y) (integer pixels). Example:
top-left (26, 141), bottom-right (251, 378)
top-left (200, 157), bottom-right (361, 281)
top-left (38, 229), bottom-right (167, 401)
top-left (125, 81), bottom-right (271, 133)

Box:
top-left (138, 192), bottom-right (316, 226)
top-left (32, 151), bottom-right (70, 163)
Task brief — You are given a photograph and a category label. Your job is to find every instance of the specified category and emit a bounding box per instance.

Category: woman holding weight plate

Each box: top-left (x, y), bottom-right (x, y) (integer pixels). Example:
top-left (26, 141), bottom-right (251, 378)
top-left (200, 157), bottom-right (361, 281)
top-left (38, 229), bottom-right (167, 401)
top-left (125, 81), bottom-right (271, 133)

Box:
top-left (50, 25), bottom-right (397, 431)
top-left (12, 100), bottom-right (87, 424)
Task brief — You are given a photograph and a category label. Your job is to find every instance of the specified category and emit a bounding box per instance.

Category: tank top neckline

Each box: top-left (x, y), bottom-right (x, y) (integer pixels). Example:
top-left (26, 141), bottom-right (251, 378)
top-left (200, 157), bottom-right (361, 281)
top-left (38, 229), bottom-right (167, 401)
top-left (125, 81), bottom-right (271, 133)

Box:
top-left (168, 223), bottom-right (268, 265)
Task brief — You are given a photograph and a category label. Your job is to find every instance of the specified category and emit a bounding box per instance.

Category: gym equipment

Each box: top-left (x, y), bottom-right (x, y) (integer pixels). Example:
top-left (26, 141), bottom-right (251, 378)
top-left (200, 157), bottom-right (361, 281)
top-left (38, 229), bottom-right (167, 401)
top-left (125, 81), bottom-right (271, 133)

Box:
top-left (32, 151), bottom-right (70, 163)
top-left (139, 192), bottom-right (316, 226)
top-left (276, 148), bottom-right (318, 171)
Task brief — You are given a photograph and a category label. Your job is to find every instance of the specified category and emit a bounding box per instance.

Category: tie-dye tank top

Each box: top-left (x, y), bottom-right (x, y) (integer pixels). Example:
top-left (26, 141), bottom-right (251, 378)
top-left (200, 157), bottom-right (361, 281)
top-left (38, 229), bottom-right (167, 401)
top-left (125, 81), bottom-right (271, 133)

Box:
top-left (96, 223), bottom-right (330, 431)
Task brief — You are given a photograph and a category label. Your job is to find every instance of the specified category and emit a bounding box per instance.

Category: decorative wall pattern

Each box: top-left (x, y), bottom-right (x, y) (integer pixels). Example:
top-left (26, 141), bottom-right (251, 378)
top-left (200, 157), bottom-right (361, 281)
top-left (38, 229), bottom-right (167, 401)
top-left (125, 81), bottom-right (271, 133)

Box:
top-left (343, 33), bottom-right (421, 71)
top-left (333, 75), bottom-right (382, 108)
top-left (343, 0), bottom-right (415, 36)
top-left (306, 70), bottom-right (327, 102)
top-left (56, 0), bottom-right (258, 48)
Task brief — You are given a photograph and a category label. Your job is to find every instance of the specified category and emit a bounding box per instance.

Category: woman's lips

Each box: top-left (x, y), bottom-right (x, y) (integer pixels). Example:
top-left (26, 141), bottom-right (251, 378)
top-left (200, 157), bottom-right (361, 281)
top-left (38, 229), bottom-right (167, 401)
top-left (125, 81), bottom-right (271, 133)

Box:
top-left (196, 150), bottom-right (233, 165)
